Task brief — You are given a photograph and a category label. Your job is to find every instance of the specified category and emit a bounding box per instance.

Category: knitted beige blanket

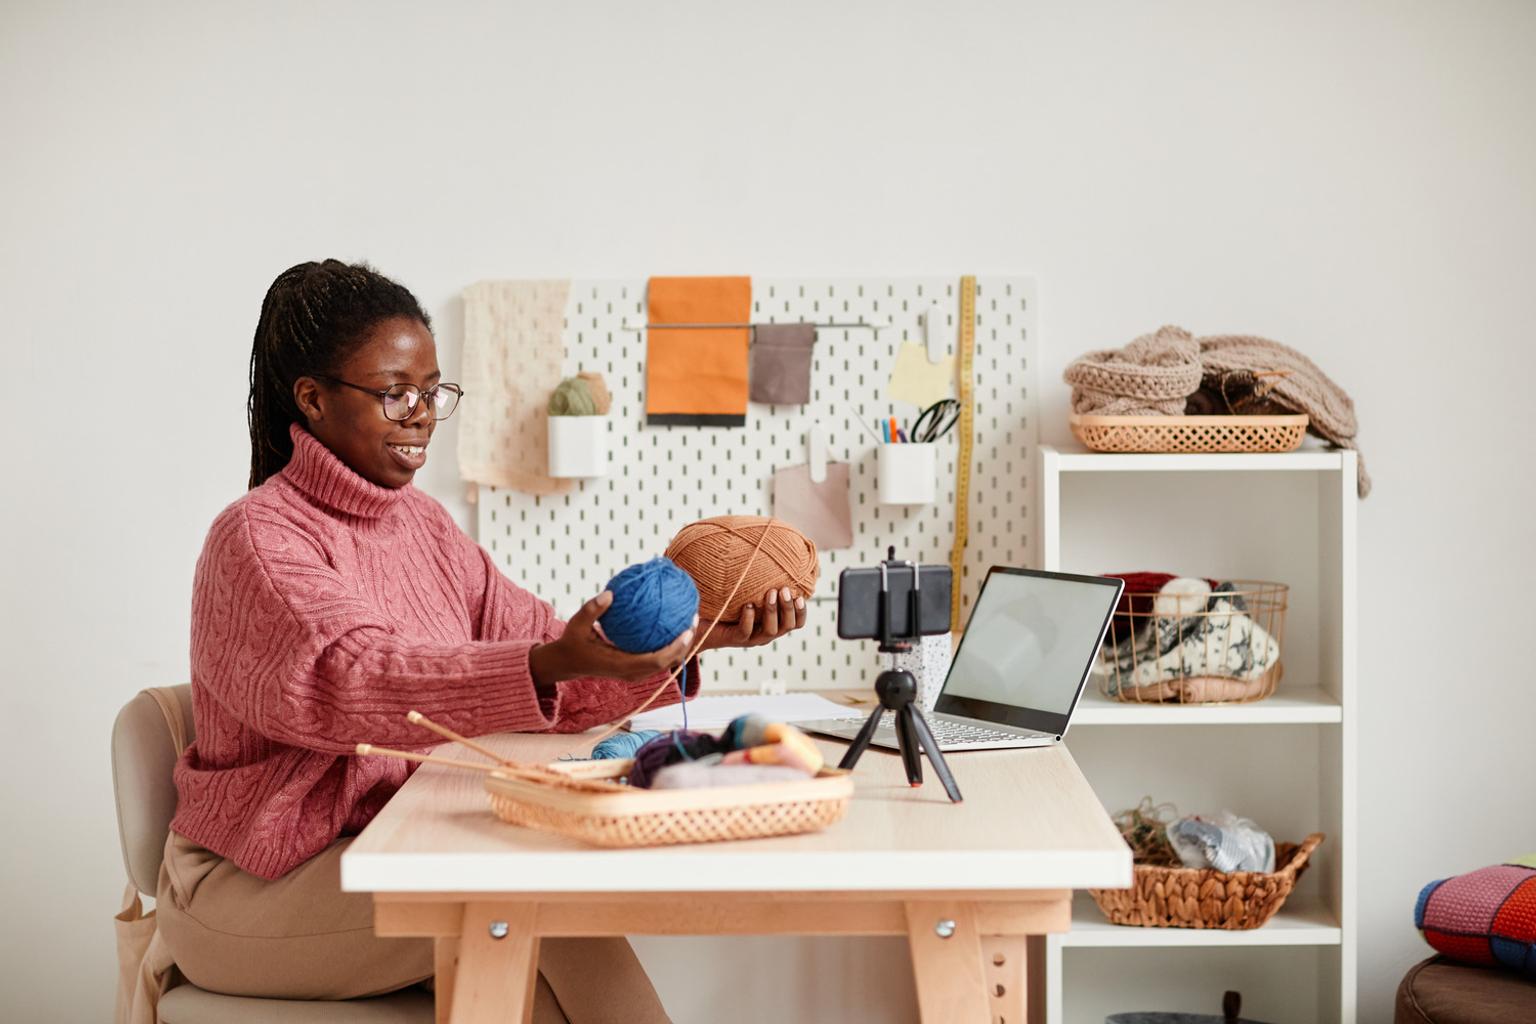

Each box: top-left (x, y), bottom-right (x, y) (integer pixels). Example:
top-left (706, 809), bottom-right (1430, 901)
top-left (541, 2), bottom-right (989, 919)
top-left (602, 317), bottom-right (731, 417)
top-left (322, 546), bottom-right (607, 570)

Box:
top-left (1065, 325), bottom-right (1370, 496)
top-left (458, 280), bottom-right (575, 496)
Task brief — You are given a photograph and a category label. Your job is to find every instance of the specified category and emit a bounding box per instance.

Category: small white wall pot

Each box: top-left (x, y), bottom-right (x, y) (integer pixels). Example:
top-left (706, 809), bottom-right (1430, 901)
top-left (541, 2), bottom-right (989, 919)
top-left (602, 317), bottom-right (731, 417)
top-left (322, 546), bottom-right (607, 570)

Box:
top-left (877, 443), bottom-right (936, 505)
top-left (547, 415), bottom-right (607, 478)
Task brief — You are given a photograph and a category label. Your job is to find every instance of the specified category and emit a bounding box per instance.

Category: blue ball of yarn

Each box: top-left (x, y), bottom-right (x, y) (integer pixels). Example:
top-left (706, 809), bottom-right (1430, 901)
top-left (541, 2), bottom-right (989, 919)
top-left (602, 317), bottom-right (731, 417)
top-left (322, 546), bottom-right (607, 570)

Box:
top-left (599, 557), bottom-right (700, 654)
top-left (591, 729), bottom-right (663, 760)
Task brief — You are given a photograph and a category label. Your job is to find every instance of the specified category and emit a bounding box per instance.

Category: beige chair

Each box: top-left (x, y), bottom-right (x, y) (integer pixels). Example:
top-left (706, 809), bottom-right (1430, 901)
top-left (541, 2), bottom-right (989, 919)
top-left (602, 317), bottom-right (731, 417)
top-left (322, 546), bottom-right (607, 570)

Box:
top-left (111, 686), bottom-right (432, 1023)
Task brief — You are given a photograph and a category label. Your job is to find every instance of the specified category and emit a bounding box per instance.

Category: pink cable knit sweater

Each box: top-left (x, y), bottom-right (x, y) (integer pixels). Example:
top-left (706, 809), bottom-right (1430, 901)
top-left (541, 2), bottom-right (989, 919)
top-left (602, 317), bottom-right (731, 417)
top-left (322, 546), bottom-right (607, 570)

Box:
top-left (172, 424), bottom-right (694, 879)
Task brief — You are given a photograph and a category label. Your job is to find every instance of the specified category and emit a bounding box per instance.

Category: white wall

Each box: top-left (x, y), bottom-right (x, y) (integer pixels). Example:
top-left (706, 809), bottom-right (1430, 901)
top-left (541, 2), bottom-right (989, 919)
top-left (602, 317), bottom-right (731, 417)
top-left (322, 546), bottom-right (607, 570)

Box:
top-left (4, 1), bottom-right (1533, 1020)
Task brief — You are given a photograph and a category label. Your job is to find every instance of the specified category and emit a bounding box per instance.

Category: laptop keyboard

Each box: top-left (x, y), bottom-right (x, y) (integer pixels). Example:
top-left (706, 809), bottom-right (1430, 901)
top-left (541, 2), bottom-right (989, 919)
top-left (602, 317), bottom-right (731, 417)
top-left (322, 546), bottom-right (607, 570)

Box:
top-left (872, 716), bottom-right (1034, 745)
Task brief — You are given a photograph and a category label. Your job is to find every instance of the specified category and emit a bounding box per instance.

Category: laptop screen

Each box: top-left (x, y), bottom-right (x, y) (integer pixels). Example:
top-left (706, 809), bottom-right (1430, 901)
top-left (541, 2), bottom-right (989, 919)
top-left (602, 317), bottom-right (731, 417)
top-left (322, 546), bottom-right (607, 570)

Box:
top-left (934, 567), bottom-right (1123, 736)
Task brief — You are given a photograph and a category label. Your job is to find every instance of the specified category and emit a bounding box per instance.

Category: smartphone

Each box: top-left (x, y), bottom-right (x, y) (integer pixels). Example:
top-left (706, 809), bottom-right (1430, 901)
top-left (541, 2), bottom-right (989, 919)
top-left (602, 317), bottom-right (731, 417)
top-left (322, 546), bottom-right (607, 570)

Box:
top-left (836, 564), bottom-right (953, 641)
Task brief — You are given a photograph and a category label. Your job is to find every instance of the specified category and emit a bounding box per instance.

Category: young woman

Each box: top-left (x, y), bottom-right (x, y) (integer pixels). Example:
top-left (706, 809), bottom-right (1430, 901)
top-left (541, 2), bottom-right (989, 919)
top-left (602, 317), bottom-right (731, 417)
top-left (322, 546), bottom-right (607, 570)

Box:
top-left (158, 260), bottom-right (807, 1022)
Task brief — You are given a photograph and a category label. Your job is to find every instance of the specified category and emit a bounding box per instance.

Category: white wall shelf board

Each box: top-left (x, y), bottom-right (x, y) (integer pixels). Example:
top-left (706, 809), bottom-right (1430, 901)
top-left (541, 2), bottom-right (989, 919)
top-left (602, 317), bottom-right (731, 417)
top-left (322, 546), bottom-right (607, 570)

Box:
top-left (1044, 446), bottom-right (1347, 473)
top-left (1073, 686), bottom-right (1342, 725)
top-left (1059, 896), bottom-right (1341, 948)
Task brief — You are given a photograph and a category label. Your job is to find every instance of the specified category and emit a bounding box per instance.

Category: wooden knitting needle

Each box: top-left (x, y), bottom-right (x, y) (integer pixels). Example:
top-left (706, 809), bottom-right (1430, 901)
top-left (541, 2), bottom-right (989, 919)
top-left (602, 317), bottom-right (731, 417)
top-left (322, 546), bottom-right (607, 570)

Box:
top-left (357, 743), bottom-right (569, 784)
top-left (355, 743), bottom-right (502, 774)
top-left (407, 710), bottom-right (515, 767)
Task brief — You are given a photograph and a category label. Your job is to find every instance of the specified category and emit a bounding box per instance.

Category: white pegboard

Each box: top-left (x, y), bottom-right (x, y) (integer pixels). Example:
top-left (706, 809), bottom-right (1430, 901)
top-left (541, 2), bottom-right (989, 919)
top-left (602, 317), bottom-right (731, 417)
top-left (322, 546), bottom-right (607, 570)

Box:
top-left (476, 277), bottom-right (1037, 693)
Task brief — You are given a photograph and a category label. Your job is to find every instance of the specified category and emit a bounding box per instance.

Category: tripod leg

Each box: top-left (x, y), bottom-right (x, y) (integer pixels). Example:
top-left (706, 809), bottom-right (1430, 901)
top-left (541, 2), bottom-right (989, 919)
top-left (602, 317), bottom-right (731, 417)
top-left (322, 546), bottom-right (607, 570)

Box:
top-left (908, 707), bottom-right (963, 803)
top-left (894, 706), bottom-right (923, 786)
top-left (837, 707), bottom-right (885, 771)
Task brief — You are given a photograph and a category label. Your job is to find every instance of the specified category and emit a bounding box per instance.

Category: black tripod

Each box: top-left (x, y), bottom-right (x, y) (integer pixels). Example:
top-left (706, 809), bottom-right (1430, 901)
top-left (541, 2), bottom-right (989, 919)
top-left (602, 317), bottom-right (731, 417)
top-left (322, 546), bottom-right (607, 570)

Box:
top-left (837, 560), bottom-right (962, 803)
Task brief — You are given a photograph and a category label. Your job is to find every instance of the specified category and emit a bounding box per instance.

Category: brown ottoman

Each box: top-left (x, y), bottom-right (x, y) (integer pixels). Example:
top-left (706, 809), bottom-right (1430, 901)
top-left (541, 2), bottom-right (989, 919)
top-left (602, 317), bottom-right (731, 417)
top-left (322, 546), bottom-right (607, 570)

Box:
top-left (1396, 956), bottom-right (1536, 1023)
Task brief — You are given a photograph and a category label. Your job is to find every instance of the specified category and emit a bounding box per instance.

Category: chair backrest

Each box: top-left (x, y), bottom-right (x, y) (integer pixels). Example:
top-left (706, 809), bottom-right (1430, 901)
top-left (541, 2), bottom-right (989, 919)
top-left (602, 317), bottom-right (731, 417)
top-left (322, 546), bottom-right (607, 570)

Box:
top-left (111, 685), bottom-right (195, 895)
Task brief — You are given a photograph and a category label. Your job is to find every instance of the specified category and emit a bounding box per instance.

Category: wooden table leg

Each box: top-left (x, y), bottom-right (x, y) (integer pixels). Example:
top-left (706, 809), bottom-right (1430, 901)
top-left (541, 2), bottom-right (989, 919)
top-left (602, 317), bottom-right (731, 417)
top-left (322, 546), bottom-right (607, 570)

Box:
top-left (451, 902), bottom-right (539, 1024)
top-left (985, 935), bottom-right (1028, 1024)
top-left (905, 901), bottom-right (990, 1022)
top-left (434, 937), bottom-right (459, 1024)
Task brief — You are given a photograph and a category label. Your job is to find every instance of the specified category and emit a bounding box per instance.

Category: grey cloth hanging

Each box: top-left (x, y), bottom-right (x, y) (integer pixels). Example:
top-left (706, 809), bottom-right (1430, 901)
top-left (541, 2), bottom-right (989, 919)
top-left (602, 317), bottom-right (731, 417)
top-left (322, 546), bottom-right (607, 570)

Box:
top-left (749, 323), bottom-right (817, 405)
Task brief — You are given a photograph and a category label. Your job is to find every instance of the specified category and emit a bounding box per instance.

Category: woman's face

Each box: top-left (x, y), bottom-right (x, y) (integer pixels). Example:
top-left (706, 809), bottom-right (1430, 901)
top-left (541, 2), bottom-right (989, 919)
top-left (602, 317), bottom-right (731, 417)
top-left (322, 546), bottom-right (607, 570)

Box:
top-left (292, 316), bottom-right (440, 489)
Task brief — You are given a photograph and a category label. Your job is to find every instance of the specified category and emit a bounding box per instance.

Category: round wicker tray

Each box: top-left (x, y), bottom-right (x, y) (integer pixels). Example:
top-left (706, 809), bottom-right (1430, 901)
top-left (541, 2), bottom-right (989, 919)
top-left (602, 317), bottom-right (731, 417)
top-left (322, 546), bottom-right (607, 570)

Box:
top-left (1070, 413), bottom-right (1309, 454)
top-left (484, 759), bottom-right (854, 848)
top-left (1089, 833), bottom-right (1324, 929)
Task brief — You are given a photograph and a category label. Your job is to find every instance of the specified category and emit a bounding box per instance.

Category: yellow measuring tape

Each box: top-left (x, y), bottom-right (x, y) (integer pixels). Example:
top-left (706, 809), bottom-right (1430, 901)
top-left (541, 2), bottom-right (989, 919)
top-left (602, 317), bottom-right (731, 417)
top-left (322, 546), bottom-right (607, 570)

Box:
top-left (948, 275), bottom-right (976, 632)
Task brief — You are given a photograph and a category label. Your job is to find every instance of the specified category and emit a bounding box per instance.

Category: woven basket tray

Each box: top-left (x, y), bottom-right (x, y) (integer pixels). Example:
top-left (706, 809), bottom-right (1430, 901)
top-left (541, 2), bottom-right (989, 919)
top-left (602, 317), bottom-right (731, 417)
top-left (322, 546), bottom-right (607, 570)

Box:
top-left (1089, 833), bottom-right (1324, 929)
top-left (1070, 413), bottom-right (1309, 454)
top-left (484, 759), bottom-right (854, 848)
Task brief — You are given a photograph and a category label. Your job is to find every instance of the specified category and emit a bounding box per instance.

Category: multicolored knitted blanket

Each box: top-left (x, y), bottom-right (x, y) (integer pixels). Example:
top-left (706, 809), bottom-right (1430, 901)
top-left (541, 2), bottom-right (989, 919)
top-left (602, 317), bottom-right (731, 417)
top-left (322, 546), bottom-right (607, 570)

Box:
top-left (1416, 855), bottom-right (1536, 975)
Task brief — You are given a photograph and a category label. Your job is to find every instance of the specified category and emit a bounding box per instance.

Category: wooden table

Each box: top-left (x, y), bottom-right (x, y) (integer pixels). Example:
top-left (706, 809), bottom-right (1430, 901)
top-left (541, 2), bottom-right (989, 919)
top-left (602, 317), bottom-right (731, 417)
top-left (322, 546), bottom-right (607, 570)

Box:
top-left (342, 729), bottom-right (1129, 1024)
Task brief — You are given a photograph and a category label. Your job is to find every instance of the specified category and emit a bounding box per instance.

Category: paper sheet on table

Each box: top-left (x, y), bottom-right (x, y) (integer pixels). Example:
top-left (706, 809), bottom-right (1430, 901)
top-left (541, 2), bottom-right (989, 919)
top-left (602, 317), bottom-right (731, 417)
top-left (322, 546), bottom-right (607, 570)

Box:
top-left (887, 340), bottom-right (955, 409)
top-left (626, 693), bottom-right (864, 732)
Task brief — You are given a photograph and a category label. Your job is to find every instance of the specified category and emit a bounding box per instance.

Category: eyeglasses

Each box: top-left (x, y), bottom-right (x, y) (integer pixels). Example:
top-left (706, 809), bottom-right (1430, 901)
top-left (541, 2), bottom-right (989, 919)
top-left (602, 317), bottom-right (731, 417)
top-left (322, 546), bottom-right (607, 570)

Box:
top-left (313, 375), bottom-right (463, 422)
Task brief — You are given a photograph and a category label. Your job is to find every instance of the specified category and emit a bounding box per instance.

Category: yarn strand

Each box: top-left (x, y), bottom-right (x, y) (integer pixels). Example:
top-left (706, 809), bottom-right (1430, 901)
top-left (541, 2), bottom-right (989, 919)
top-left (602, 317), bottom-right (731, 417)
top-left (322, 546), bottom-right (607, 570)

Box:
top-left (556, 518), bottom-right (778, 760)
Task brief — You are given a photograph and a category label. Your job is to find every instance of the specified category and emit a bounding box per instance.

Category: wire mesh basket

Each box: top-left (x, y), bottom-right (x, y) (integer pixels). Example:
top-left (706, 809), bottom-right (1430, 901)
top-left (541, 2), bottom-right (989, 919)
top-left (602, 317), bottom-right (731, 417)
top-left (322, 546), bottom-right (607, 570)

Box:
top-left (1095, 580), bottom-right (1288, 704)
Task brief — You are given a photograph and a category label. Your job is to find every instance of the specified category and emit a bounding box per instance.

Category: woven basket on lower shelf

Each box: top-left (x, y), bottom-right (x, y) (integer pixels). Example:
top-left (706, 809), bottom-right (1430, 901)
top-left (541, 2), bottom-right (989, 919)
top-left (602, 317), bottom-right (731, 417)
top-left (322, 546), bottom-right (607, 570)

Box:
top-left (1070, 413), bottom-right (1309, 454)
top-left (1090, 833), bottom-right (1324, 930)
top-left (484, 758), bottom-right (854, 848)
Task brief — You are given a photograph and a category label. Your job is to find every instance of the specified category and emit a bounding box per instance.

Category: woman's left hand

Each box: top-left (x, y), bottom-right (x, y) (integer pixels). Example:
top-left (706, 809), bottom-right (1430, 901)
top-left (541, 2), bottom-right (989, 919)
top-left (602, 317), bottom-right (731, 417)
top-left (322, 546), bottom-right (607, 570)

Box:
top-left (696, 587), bottom-right (808, 651)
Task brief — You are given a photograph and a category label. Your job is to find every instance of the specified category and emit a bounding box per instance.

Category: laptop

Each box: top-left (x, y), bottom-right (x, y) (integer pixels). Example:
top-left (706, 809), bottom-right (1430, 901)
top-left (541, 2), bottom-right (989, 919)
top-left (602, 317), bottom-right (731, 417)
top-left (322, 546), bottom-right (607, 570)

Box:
top-left (797, 567), bottom-right (1124, 751)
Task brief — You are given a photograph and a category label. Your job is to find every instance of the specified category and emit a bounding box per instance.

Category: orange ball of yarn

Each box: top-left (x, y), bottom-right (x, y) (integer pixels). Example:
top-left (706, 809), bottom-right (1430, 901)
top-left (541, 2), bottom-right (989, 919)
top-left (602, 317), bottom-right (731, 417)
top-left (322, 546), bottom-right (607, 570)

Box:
top-left (664, 516), bottom-right (819, 624)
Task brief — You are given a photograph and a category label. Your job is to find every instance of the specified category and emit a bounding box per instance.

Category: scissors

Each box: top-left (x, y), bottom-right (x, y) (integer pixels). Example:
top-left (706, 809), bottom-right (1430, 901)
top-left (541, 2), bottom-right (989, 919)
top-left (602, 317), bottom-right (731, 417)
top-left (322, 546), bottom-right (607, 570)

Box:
top-left (908, 398), bottom-right (960, 443)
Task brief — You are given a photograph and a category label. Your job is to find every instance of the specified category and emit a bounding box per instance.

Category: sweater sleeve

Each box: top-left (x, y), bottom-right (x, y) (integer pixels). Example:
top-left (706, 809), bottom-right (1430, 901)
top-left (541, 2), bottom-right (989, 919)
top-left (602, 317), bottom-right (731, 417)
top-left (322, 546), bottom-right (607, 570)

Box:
top-left (444, 505), bottom-right (702, 734)
top-left (190, 504), bottom-right (562, 754)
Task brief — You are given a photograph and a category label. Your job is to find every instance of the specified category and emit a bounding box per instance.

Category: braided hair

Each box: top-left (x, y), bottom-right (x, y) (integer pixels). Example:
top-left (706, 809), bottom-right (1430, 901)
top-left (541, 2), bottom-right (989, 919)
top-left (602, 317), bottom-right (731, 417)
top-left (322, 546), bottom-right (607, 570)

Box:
top-left (247, 260), bottom-right (431, 489)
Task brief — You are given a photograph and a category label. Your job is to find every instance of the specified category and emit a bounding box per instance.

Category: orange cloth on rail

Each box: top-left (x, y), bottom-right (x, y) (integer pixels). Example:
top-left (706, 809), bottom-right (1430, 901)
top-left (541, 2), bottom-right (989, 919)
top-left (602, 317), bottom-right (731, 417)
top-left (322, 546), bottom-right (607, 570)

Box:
top-left (645, 276), bottom-right (751, 425)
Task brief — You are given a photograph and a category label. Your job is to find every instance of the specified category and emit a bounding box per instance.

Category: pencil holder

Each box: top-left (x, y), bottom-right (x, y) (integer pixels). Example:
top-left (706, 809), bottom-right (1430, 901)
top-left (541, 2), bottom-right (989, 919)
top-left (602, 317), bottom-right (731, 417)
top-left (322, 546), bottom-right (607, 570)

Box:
top-left (877, 443), bottom-right (936, 505)
top-left (547, 415), bottom-right (607, 478)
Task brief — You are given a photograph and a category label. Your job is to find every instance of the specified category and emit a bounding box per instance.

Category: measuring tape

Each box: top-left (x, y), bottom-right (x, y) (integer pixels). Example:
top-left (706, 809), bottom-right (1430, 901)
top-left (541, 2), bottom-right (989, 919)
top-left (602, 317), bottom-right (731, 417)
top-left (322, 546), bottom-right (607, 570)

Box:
top-left (948, 275), bottom-right (976, 633)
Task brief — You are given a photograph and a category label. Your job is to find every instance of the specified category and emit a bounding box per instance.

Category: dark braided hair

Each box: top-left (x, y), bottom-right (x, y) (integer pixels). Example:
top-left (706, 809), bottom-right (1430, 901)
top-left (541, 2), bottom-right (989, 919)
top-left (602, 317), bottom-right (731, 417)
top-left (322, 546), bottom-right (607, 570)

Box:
top-left (247, 260), bottom-right (431, 489)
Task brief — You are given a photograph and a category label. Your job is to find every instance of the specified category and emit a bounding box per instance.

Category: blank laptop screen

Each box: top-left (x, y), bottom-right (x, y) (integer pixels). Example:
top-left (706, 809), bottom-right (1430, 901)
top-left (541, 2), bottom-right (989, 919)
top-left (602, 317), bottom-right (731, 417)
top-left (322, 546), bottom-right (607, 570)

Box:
top-left (940, 570), bottom-right (1120, 717)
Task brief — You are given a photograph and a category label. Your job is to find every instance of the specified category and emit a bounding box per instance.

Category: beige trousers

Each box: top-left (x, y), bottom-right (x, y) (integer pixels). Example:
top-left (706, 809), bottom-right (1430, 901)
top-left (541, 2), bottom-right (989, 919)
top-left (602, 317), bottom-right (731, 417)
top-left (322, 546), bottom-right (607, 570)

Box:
top-left (156, 832), bottom-right (670, 1022)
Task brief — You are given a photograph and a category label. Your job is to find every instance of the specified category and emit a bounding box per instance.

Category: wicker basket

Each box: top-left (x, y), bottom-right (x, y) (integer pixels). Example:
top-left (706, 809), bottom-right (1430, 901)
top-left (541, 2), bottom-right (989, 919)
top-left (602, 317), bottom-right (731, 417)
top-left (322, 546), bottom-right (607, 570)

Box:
top-left (484, 759), bottom-right (854, 848)
top-left (1070, 413), bottom-right (1308, 454)
top-left (1090, 833), bottom-right (1324, 929)
top-left (1097, 580), bottom-right (1288, 705)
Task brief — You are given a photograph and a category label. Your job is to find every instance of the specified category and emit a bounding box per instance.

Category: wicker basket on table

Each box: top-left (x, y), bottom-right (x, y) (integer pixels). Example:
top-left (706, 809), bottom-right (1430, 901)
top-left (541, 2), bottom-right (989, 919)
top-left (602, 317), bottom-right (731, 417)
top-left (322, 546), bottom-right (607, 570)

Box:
top-left (1070, 413), bottom-right (1309, 454)
top-left (1090, 833), bottom-right (1324, 929)
top-left (484, 758), bottom-right (854, 848)
top-left (1097, 580), bottom-right (1288, 705)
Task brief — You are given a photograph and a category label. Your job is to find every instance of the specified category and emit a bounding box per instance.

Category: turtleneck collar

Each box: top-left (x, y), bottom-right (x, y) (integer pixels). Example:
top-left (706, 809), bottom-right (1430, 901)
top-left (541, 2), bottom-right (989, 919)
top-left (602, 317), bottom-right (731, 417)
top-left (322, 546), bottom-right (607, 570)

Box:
top-left (280, 423), bottom-right (409, 520)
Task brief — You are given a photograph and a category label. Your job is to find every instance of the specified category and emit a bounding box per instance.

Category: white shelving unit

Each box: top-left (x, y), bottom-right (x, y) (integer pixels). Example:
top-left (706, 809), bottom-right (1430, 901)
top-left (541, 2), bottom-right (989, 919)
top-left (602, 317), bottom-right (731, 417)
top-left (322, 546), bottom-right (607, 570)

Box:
top-left (1039, 444), bottom-right (1358, 1024)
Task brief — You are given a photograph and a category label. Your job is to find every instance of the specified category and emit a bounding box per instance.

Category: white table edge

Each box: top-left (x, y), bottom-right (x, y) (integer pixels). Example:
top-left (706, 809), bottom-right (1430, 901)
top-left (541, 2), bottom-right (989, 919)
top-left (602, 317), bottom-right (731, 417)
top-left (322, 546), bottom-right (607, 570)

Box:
top-left (340, 848), bottom-right (1132, 894)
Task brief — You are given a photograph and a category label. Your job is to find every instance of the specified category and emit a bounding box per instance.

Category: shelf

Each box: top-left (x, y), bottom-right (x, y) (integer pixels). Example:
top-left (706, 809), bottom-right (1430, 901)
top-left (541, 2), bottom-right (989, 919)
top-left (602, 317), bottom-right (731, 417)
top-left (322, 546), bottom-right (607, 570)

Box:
top-left (1041, 445), bottom-right (1346, 473)
top-left (1072, 686), bottom-right (1342, 726)
top-left (1059, 894), bottom-right (1341, 948)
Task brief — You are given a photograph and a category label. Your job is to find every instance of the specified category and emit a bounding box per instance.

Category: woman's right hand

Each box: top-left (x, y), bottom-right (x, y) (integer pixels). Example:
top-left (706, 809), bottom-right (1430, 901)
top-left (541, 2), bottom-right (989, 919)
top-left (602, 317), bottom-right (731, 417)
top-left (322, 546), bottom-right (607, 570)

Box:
top-left (528, 591), bottom-right (696, 688)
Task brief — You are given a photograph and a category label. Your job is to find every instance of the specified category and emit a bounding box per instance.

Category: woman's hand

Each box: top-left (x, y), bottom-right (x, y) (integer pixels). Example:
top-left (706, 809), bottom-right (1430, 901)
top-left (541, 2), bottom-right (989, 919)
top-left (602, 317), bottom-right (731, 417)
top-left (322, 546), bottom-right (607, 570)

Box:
top-left (696, 587), bottom-right (808, 652)
top-left (529, 591), bottom-right (696, 688)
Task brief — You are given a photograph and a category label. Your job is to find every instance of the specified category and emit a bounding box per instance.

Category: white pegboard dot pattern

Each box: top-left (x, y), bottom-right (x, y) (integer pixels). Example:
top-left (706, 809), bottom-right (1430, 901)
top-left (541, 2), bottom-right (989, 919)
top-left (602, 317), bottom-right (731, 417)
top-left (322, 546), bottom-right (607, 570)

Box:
top-left (478, 277), bottom-right (1038, 693)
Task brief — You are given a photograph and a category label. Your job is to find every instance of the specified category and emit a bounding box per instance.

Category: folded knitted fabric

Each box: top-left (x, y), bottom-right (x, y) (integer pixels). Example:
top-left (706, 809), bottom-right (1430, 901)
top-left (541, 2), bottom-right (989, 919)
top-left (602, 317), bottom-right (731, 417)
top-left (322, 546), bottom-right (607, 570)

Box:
top-left (1416, 855), bottom-right (1536, 975)
top-left (1100, 581), bottom-right (1280, 695)
top-left (1065, 326), bottom-right (1370, 496)
top-left (1063, 326), bottom-right (1202, 416)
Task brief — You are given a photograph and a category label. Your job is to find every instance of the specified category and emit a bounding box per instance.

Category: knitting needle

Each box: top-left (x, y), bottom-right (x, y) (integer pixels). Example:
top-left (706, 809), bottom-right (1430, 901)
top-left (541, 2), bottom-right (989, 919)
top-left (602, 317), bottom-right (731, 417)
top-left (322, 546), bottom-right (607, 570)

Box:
top-left (355, 744), bottom-right (502, 774)
top-left (357, 743), bottom-right (572, 785)
top-left (407, 710), bottom-right (514, 767)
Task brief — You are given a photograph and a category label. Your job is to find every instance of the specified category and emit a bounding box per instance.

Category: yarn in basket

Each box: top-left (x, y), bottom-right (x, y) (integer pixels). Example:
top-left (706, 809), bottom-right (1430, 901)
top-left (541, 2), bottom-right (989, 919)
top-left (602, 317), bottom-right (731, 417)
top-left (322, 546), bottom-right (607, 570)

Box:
top-left (664, 515), bottom-right (819, 623)
top-left (598, 557), bottom-right (699, 653)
